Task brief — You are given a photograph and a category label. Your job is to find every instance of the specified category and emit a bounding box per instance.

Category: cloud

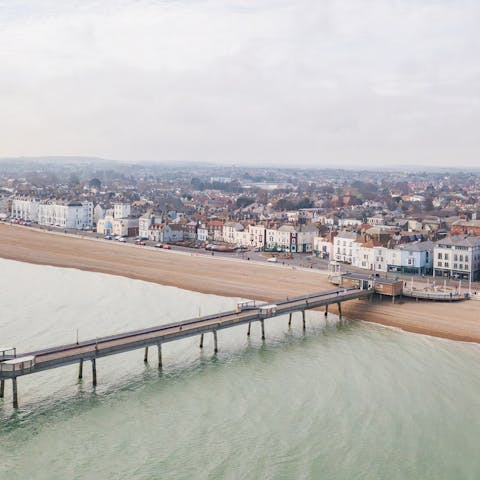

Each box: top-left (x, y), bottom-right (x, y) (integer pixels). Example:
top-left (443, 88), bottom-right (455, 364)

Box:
top-left (0, 0), bottom-right (479, 166)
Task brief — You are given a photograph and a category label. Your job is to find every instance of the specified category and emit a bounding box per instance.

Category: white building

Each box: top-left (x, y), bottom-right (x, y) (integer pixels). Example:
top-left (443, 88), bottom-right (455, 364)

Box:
top-left (433, 236), bottom-right (480, 281)
top-left (266, 226), bottom-right (294, 252)
top-left (197, 224), bottom-right (209, 243)
top-left (38, 201), bottom-right (93, 229)
top-left (11, 197), bottom-right (40, 222)
top-left (367, 215), bottom-right (385, 226)
top-left (313, 236), bottom-right (334, 259)
top-left (351, 241), bottom-right (389, 272)
top-left (12, 197), bottom-right (93, 229)
top-left (233, 228), bottom-right (251, 248)
top-left (222, 222), bottom-right (244, 244)
top-left (93, 204), bottom-right (105, 226)
top-left (97, 215), bottom-right (138, 237)
top-left (338, 218), bottom-right (363, 228)
top-left (139, 213), bottom-right (162, 239)
top-left (296, 225), bottom-right (317, 253)
top-left (333, 232), bottom-right (358, 263)
top-left (388, 241), bottom-right (434, 275)
top-left (0, 194), bottom-right (11, 219)
top-left (265, 225), bottom-right (316, 253)
top-left (249, 225), bottom-right (266, 250)
top-left (114, 203), bottom-right (131, 219)
top-left (149, 224), bottom-right (184, 243)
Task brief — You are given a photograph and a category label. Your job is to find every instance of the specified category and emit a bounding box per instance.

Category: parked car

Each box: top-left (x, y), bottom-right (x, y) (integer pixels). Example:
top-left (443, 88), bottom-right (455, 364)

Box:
top-left (104, 235), bottom-right (112, 240)
top-left (154, 243), bottom-right (163, 248)
top-left (163, 245), bottom-right (171, 250)
top-left (135, 240), bottom-right (146, 246)
top-left (118, 237), bottom-right (127, 243)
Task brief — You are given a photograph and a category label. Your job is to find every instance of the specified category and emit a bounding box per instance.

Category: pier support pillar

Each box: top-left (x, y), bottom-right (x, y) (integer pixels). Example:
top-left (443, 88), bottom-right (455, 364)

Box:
top-left (78, 359), bottom-right (83, 379)
top-left (199, 333), bottom-right (204, 348)
top-left (0, 379), bottom-right (4, 398)
top-left (337, 302), bottom-right (342, 319)
top-left (213, 330), bottom-right (218, 353)
top-left (261, 320), bottom-right (265, 340)
top-left (91, 358), bottom-right (97, 387)
top-left (288, 313), bottom-right (292, 327)
top-left (144, 346), bottom-right (149, 363)
top-left (325, 305), bottom-right (328, 317)
top-left (12, 378), bottom-right (18, 409)
top-left (302, 310), bottom-right (306, 330)
top-left (247, 322), bottom-right (251, 336)
top-left (157, 343), bottom-right (162, 369)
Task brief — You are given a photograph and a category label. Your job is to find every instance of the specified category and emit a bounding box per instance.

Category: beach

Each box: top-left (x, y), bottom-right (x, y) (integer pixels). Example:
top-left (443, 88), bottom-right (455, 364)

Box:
top-left (1, 222), bottom-right (479, 343)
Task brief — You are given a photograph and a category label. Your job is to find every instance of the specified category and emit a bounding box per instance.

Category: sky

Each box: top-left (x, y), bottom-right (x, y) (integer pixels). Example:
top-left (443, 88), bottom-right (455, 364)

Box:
top-left (0, 0), bottom-right (479, 167)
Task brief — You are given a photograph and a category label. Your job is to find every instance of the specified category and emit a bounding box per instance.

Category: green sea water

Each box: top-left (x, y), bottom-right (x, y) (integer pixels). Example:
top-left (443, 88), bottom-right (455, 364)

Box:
top-left (1, 259), bottom-right (480, 480)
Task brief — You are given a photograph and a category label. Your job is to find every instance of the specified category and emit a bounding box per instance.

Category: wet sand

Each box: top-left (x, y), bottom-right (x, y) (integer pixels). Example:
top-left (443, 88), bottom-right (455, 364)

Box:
top-left (1, 223), bottom-right (480, 343)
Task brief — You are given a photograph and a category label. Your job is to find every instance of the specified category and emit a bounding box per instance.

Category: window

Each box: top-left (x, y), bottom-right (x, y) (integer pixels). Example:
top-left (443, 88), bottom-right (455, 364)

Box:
top-left (445, 262), bottom-right (449, 268)
top-left (445, 254), bottom-right (449, 261)
top-left (454, 263), bottom-right (457, 269)
top-left (454, 254), bottom-right (458, 261)
top-left (465, 255), bottom-right (469, 262)
top-left (438, 253), bottom-right (442, 259)
top-left (438, 261), bottom-right (443, 267)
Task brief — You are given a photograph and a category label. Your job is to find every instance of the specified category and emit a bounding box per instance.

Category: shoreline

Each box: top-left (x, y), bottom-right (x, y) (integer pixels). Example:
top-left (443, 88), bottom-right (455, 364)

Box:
top-left (1, 223), bottom-right (480, 344)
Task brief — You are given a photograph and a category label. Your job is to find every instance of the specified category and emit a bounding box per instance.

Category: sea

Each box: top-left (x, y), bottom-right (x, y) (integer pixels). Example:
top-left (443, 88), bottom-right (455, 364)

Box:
top-left (1, 258), bottom-right (480, 480)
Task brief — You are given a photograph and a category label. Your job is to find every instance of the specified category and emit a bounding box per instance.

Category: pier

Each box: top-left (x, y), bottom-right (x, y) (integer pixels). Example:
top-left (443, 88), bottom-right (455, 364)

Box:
top-left (0, 287), bottom-right (371, 408)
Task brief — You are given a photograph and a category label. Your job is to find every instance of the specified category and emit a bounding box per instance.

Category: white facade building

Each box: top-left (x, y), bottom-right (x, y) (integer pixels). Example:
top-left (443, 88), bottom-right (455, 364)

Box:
top-left (313, 237), bottom-right (334, 259)
top-left (93, 204), bottom-right (105, 226)
top-left (265, 225), bottom-right (316, 253)
top-left (11, 197), bottom-right (40, 222)
top-left (222, 222), bottom-right (244, 244)
top-left (114, 203), bottom-right (131, 219)
top-left (338, 218), bottom-right (363, 228)
top-left (139, 213), bottom-right (162, 239)
top-left (265, 226), bottom-right (294, 252)
top-left (333, 232), bottom-right (358, 263)
top-left (249, 225), bottom-right (266, 250)
top-left (433, 236), bottom-right (480, 281)
top-left (352, 242), bottom-right (389, 272)
top-left (197, 225), bottom-right (209, 243)
top-left (12, 198), bottom-right (93, 229)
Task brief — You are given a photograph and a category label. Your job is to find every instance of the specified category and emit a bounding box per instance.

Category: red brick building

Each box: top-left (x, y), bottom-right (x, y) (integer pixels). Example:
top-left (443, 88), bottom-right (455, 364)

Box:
top-left (451, 220), bottom-right (480, 237)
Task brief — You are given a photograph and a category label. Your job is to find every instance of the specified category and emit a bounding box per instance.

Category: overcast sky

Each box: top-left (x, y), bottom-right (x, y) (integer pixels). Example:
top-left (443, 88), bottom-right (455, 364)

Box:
top-left (0, 0), bottom-right (479, 167)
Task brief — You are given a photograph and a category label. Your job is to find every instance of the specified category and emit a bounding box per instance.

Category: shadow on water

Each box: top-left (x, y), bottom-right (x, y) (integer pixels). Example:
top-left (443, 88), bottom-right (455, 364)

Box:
top-left (0, 313), bottom-right (357, 430)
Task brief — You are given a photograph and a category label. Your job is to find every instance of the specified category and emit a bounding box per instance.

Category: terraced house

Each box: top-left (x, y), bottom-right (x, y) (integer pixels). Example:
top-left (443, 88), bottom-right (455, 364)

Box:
top-left (433, 236), bottom-right (480, 281)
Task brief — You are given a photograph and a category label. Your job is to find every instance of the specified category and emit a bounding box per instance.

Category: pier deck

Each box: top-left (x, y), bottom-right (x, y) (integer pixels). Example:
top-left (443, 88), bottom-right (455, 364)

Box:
top-left (0, 287), bottom-right (371, 407)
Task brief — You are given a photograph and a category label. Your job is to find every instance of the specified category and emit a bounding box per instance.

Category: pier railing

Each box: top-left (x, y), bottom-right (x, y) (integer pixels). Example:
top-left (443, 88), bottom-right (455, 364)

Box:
top-left (0, 287), bottom-right (372, 407)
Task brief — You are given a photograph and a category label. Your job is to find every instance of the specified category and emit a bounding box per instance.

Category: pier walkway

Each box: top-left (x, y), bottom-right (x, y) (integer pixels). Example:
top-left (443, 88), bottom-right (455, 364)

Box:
top-left (0, 287), bottom-right (371, 407)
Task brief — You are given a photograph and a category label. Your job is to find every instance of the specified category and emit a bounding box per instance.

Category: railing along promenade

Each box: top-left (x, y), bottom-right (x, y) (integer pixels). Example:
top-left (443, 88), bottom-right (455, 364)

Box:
top-left (0, 287), bottom-right (372, 408)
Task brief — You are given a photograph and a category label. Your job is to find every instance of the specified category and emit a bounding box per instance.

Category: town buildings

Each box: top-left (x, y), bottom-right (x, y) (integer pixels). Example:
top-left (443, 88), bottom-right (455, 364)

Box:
top-left (11, 197), bottom-right (93, 229)
top-left (433, 236), bottom-right (480, 281)
top-left (334, 232), bottom-right (358, 263)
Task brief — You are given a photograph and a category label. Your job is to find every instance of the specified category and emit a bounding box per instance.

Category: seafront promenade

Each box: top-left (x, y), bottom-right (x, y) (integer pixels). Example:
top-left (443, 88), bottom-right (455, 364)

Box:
top-left (1, 223), bottom-right (480, 343)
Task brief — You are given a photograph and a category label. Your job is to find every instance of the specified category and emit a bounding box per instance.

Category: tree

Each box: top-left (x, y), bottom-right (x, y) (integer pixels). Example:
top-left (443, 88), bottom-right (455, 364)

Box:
top-left (89, 178), bottom-right (102, 189)
top-left (191, 177), bottom-right (205, 191)
top-left (297, 197), bottom-right (314, 209)
top-left (236, 196), bottom-right (254, 209)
